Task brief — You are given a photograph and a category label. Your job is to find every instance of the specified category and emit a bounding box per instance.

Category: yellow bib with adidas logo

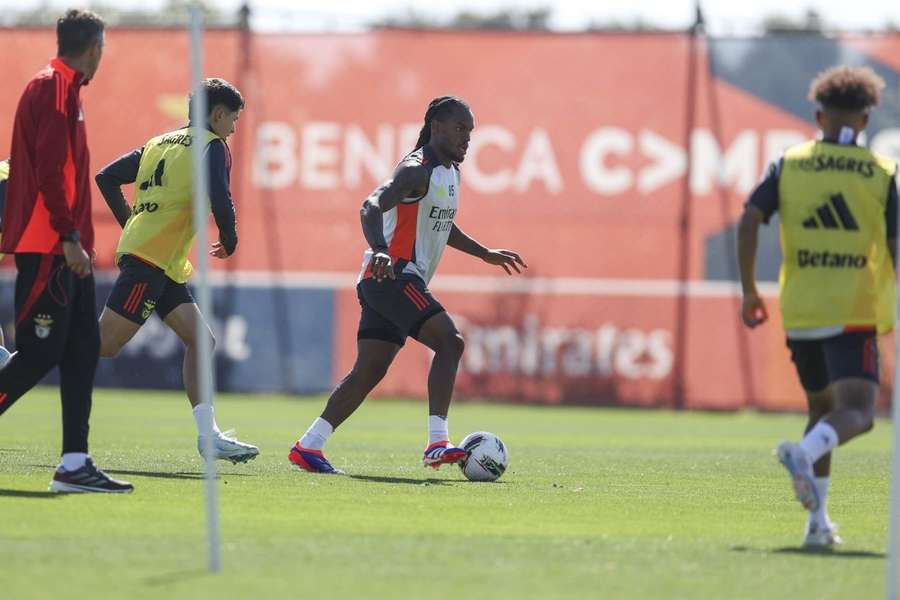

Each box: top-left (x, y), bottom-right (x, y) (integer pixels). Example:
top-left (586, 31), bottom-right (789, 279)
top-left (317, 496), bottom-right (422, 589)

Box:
top-left (778, 140), bottom-right (897, 333)
top-left (116, 127), bottom-right (220, 283)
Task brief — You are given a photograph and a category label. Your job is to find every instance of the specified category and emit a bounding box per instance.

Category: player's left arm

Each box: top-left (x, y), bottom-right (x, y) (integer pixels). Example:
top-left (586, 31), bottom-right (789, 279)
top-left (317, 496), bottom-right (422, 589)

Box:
top-left (95, 148), bottom-right (142, 228)
top-left (447, 223), bottom-right (528, 275)
top-left (207, 140), bottom-right (237, 259)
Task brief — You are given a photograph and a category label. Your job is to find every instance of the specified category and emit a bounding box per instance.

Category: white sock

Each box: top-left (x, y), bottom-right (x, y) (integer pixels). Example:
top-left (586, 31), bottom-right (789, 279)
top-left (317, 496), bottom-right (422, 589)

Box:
top-left (61, 452), bottom-right (88, 471)
top-left (798, 422), bottom-right (839, 463)
top-left (299, 417), bottom-right (334, 450)
top-left (193, 403), bottom-right (221, 436)
top-left (429, 415), bottom-right (449, 445)
top-left (809, 476), bottom-right (831, 528)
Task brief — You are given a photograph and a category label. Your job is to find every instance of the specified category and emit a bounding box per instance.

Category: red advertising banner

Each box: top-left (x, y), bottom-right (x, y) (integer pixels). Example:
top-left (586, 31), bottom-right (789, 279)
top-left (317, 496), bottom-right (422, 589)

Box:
top-left (2, 29), bottom-right (899, 409)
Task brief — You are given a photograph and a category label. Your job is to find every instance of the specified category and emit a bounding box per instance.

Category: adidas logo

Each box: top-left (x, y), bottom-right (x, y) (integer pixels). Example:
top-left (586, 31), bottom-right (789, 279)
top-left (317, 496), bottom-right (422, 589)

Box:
top-left (802, 193), bottom-right (859, 230)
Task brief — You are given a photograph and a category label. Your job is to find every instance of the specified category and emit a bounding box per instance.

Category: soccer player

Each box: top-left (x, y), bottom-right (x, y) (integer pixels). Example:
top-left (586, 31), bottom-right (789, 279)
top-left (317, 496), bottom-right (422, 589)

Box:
top-left (0, 10), bottom-right (133, 492)
top-left (289, 96), bottom-right (527, 474)
top-left (737, 66), bottom-right (897, 547)
top-left (94, 78), bottom-right (259, 464)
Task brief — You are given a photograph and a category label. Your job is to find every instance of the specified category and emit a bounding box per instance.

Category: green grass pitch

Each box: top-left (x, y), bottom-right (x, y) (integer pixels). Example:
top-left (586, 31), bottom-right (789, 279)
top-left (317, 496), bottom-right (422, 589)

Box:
top-left (0, 387), bottom-right (892, 599)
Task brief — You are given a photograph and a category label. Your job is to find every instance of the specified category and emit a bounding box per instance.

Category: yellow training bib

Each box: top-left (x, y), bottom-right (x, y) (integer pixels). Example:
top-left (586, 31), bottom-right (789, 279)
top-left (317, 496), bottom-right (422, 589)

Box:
top-left (778, 140), bottom-right (897, 333)
top-left (116, 127), bottom-right (220, 283)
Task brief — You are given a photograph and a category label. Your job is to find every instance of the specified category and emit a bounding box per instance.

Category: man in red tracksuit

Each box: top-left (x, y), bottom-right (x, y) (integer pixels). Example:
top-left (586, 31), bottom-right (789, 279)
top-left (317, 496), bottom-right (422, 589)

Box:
top-left (0, 9), bottom-right (131, 493)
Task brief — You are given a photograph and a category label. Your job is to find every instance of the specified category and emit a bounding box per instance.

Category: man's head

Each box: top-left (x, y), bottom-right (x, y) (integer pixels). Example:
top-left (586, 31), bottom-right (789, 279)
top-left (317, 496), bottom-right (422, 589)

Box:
top-left (809, 66), bottom-right (885, 139)
top-left (188, 78), bottom-right (245, 139)
top-left (57, 9), bottom-right (105, 82)
top-left (414, 96), bottom-right (474, 163)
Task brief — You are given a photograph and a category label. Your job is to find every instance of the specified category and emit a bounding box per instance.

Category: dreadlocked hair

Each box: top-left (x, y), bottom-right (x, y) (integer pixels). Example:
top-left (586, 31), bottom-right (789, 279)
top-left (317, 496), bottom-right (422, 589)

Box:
top-left (809, 66), bottom-right (885, 112)
top-left (413, 96), bottom-right (470, 150)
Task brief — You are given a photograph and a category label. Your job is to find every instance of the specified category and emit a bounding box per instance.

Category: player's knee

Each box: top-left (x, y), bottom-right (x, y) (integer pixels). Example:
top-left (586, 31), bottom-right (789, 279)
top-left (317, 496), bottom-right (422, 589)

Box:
top-left (863, 417), bottom-right (875, 434)
top-left (440, 332), bottom-right (465, 359)
top-left (183, 330), bottom-right (215, 351)
top-left (352, 359), bottom-right (390, 384)
top-left (860, 406), bottom-right (876, 433)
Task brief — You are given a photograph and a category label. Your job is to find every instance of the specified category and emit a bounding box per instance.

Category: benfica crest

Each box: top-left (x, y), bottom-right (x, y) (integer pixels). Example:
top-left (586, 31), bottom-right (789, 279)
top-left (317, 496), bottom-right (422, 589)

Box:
top-left (34, 314), bottom-right (53, 339)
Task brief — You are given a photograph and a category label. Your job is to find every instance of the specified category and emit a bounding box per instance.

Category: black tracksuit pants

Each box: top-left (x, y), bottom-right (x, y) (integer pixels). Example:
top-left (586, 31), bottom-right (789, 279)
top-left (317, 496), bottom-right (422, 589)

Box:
top-left (0, 253), bottom-right (99, 454)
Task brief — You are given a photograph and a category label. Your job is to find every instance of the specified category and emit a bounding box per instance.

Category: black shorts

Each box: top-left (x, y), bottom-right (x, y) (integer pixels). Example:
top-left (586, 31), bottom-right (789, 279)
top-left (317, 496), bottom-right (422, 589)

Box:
top-left (357, 276), bottom-right (445, 347)
top-left (786, 331), bottom-right (879, 392)
top-left (105, 254), bottom-right (194, 325)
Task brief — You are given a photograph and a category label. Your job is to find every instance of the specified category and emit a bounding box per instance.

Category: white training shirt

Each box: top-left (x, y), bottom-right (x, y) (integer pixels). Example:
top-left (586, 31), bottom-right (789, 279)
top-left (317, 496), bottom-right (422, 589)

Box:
top-left (358, 145), bottom-right (460, 285)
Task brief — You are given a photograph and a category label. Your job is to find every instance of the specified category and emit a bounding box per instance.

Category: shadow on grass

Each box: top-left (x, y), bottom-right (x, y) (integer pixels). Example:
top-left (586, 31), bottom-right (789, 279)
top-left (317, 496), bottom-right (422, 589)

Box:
top-left (0, 488), bottom-right (60, 499)
top-left (731, 545), bottom-right (885, 559)
top-left (143, 568), bottom-right (209, 587)
top-left (107, 469), bottom-right (256, 481)
top-left (348, 474), bottom-right (460, 486)
top-left (31, 466), bottom-right (256, 481)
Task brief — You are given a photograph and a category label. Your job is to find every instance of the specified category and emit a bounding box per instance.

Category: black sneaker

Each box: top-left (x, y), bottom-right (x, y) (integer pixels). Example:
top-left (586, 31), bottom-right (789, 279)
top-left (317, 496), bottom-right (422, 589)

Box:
top-left (49, 458), bottom-right (134, 494)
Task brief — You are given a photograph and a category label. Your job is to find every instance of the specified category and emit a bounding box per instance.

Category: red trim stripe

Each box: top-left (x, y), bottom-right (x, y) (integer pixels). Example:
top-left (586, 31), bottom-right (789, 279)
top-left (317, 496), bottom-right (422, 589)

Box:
top-left (124, 283), bottom-right (147, 314)
top-left (61, 78), bottom-right (70, 114)
top-left (0, 393), bottom-right (7, 406)
top-left (406, 284), bottom-right (429, 307)
top-left (130, 283), bottom-right (148, 313)
top-left (388, 203), bottom-right (418, 261)
top-left (131, 283), bottom-right (148, 313)
top-left (863, 338), bottom-right (877, 376)
top-left (16, 255), bottom-right (54, 325)
top-left (122, 284), bottom-right (141, 314)
top-left (404, 286), bottom-right (427, 310)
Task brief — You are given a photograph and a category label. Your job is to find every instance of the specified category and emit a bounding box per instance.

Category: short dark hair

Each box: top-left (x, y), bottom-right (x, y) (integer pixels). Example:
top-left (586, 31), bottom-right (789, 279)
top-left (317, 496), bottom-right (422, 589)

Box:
top-left (809, 66), bottom-right (885, 112)
top-left (188, 78), bottom-right (245, 120)
top-left (57, 9), bottom-right (104, 57)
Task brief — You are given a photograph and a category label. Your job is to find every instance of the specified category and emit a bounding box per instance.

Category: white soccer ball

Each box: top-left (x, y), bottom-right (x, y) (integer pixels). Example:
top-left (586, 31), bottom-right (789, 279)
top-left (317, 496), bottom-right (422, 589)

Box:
top-left (458, 431), bottom-right (508, 482)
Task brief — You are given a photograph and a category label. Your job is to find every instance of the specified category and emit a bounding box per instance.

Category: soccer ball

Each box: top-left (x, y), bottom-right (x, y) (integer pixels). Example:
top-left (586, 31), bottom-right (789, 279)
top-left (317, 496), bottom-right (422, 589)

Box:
top-left (458, 431), bottom-right (508, 482)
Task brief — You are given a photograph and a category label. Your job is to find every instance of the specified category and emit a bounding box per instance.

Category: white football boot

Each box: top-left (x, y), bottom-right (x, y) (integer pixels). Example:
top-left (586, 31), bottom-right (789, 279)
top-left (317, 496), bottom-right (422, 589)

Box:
top-left (776, 441), bottom-right (820, 512)
top-left (198, 429), bottom-right (259, 464)
top-left (804, 519), bottom-right (843, 548)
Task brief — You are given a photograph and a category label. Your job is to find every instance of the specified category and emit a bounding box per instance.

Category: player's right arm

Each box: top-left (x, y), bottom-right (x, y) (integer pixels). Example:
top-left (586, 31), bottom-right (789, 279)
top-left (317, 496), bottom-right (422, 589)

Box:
top-left (737, 205), bottom-right (768, 328)
top-left (95, 148), bottom-right (143, 228)
top-left (737, 160), bottom-right (779, 329)
top-left (359, 160), bottom-right (429, 281)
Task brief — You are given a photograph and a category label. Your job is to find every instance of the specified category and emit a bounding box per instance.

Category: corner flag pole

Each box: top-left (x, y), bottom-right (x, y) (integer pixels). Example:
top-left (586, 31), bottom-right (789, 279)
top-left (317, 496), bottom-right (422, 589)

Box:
top-left (189, 1), bottom-right (222, 574)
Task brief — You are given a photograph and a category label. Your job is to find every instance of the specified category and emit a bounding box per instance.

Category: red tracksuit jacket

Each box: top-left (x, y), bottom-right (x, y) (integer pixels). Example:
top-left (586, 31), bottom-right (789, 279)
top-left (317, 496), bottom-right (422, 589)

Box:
top-left (2, 57), bottom-right (94, 255)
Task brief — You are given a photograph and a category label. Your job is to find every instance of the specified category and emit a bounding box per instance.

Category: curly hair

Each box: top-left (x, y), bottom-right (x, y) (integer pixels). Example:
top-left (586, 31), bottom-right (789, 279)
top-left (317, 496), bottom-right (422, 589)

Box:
top-left (808, 66), bottom-right (885, 112)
